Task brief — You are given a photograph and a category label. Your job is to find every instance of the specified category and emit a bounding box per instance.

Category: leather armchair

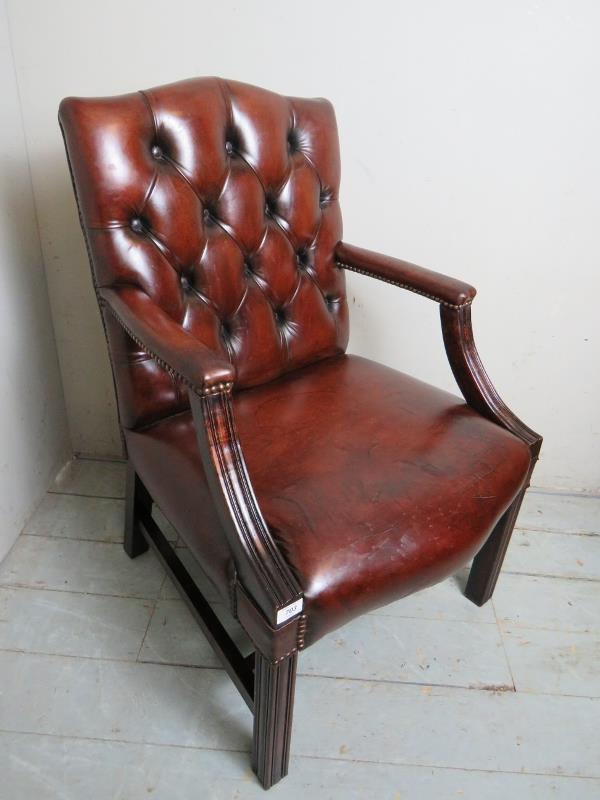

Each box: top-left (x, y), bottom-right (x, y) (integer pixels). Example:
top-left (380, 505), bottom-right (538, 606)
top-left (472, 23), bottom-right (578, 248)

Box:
top-left (59, 78), bottom-right (541, 790)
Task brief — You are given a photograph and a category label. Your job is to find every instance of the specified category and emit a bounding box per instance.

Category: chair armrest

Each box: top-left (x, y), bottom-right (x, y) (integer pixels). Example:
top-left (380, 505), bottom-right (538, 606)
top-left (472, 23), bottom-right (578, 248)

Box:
top-left (335, 242), bottom-right (476, 309)
top-left (101, 285), bottom-right (304, 638)
top-left (98, 286), bottom-right (235, 395)
top-left (440, 304), bottom-right (542, 457)
top-left (336, 243), bottom-right (541, 457)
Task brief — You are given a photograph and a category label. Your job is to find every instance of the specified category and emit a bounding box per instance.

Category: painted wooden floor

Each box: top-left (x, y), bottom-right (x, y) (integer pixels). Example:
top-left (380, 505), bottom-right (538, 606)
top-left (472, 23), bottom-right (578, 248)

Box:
top-left (0, 458), bottom-right (598, 799)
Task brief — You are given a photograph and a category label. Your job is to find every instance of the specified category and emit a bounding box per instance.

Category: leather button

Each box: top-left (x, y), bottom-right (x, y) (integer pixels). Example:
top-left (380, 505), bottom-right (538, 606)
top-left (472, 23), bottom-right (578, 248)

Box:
top-left (225, 141), bottom-right (234, 155)
top-left (221, 320), bottom-right (232, 339)
top-left (180, 274), bottom-right (189, 290)
top-left (274, 308), bottom-right (285, 325)
top-left (130, 218), bottom-right (144, 233)
top-left (319, 188), bottom-right (331, 207)
top-left (265, 194), bottom-right (276, 216)
top-left (151, 145), bottom-right (163, 159)
top-left (296, 249), bottom-right (308, 268)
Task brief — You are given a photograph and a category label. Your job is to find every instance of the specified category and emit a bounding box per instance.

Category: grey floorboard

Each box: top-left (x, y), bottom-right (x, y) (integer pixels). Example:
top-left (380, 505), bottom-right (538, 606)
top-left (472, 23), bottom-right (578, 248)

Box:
top-left (2, 732), bottom-right (599, 800)
top-left (2, 460), bottom-right (597, 798)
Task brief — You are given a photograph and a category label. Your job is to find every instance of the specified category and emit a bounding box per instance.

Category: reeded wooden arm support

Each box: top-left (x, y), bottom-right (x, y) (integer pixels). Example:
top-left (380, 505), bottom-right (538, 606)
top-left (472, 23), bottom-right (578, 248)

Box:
top-left (189, 389), bottom-right (304, 632)
top-left (440, 305), bottom-right (542, 457)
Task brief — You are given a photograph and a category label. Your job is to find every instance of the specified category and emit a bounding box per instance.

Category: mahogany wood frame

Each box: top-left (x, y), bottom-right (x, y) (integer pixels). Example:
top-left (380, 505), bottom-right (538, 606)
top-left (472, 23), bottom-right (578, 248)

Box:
top-left (122, 255), bottom-right (541, 791)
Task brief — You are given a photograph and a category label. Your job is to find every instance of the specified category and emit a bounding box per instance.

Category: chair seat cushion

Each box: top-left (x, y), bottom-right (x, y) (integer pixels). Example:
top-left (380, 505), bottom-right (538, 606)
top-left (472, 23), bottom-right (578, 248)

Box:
top-left (126, 355), bottom-right (531, 646)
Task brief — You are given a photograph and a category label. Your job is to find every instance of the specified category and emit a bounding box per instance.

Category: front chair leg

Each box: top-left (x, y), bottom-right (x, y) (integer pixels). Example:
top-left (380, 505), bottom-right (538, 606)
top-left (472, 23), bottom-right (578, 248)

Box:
top-left (124, 462), bottom-right (151, 558)
top-left (465, 487), bottom-right (527, 606)
top-left (252, 650), bottom-right (297, 789)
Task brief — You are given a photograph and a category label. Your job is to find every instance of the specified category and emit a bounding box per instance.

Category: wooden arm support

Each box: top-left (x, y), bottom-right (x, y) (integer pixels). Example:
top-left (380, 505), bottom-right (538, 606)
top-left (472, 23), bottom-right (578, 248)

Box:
top-left (440, 304), bottom-right (542, 457)
top-left (189, 389), bottom-right (304, 633)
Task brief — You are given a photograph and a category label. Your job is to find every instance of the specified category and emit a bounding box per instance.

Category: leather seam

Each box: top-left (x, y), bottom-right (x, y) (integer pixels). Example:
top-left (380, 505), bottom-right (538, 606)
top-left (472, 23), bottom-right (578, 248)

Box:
top-left (336, 261), bottom-right (473, 309)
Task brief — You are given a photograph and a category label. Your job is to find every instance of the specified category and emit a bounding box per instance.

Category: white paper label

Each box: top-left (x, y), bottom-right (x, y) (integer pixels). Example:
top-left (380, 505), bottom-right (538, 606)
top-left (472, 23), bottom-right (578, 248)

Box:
top-left (276, 598), bottom-right (303, 625)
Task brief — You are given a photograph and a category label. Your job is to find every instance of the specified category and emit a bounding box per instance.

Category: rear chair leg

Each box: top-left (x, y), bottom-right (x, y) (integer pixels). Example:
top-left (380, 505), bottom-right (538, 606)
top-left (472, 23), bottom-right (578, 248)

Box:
top-left (252, 650), bottom-right (297, 790)
top-left (124, 462), bottom-right (151, 558)
top-left (465, 488), bottom-right (526, 606)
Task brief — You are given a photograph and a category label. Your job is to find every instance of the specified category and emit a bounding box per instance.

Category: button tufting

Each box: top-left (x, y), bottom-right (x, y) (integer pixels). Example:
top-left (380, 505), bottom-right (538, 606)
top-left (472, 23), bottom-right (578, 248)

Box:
top-left (296, 249), bottom-right (308, 268)
top-left (319, 188), bottom-right (332, 207)
top-left (76, 79), bottom-right (347, 420)
top-left (221, 320), bottom-right (232, 338)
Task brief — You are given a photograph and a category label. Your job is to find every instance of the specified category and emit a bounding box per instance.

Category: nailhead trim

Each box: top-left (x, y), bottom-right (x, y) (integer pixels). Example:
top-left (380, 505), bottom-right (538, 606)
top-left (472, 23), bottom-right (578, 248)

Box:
top-left (296, 614), bottom-right (307, 650)
top-left (266, 610), bottom-right (308, 663)
top-left (99, 296), bottom-right (234, 397)
top-left (336, 261), bottom-right (473, 309)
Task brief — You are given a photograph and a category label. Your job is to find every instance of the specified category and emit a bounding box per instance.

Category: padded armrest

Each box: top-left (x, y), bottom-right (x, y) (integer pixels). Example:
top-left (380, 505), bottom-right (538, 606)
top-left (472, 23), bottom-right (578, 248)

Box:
top-left (335, 242), bottom-right (476, 309)
top-left (98, 286), bottom-right (235, 395)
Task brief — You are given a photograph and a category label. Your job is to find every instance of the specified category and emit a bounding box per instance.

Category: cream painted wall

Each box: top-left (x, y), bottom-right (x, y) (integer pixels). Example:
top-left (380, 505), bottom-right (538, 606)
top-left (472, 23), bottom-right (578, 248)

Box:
top-left (5, 0), bottom-right (599, 491)
top-left (0, 0), bottom-right (70, 562)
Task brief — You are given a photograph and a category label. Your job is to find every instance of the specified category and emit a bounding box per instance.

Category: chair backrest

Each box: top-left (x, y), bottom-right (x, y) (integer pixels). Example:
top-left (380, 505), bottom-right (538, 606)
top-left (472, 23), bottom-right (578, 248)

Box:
top-left (60, 78), bottom-right (349, 429)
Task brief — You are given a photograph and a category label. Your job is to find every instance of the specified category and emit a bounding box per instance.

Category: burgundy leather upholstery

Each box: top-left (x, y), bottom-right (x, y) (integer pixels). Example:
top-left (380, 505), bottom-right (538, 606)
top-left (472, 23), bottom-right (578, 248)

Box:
top-left (60, 77), bottom-right (532, 648)
top-left (125, 355), bottom-right (530, 645)
top-left (60, 78), bottom-right (347, 428)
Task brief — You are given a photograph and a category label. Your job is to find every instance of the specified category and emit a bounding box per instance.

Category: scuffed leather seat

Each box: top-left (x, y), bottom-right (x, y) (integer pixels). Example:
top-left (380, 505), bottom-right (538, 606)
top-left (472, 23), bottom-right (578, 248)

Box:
top-left (126, 354), bottom-right (530, 645)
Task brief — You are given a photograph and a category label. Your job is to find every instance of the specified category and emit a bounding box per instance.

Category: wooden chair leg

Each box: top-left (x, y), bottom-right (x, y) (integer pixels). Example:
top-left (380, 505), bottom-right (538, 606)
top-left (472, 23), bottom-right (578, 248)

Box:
top-left (124, 462), bottom-right (151, 558)
top-left (465, 488), bottom-right (526, 606)
top-left (252, 650), bottom-right (297, 790)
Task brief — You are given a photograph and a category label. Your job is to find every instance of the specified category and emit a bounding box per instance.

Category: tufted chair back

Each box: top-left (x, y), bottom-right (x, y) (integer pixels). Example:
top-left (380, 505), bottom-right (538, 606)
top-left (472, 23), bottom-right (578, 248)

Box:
top-left (60, 78), bottom-right (349, 429)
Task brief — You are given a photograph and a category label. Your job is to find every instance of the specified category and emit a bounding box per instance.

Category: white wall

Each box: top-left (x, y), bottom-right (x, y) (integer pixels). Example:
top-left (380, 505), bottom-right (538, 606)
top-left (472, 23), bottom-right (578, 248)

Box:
top-left (5, 0), bottom-right (599, 491)
top-left (0, 0), bottom-right (70, 562)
